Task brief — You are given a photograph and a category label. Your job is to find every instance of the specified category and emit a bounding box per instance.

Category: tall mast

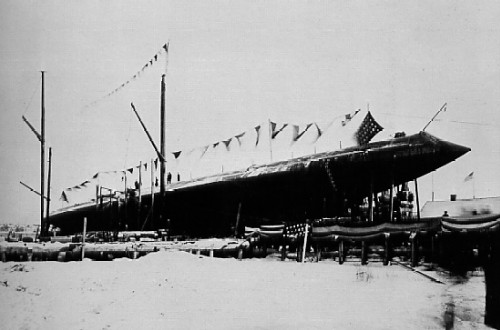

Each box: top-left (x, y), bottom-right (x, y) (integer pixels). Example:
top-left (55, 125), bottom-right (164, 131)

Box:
top-left (41, 71), bottom-right (46, 237)
top-left (46, 147), bottom-right (52, 226)
top-left (160, 74), bottom-right (166, 216)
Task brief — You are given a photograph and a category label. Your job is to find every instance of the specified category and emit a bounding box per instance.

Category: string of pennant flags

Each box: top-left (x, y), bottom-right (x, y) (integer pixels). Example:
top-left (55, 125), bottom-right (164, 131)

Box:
top-left (62, 160), bottom-right (159, 192)
top-left (60, 110), bottom-right (383, 203)
top-left (171, 120), bottom-right (325, 161)
top-left (85, 42), bottom-right (169, 109)
top-left (170, 111), bottom-right (380, 165)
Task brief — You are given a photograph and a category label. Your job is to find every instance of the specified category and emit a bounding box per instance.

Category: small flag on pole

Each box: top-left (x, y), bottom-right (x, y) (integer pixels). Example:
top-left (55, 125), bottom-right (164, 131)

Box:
top-left (464, 172), bottom-right (474, 182)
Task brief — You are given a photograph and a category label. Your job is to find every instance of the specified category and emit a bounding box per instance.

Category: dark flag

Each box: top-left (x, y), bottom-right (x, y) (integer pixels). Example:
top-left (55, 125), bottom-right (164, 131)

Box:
top-left (313, 123), bottom-right (323, 142)
top-left (270, 121), bottom-right (276, 135)
top-left (271, 123), bottom-right (288, 139)
top-left (222, 138), bottom-right (232, 150)
top-left (355, 112), bottom-right (383, 145)
top-left (292, 123), bottom-right (312, 141)
top-left (254, 125), bottom-right (261, 146)
top-left (464, 172), bottom-right (474, 182)
top-left (342, 109), bottom-right (361, 126)
top-left (200, 145), bottom-right (209, 158)
top-left (235, 132), bottom-right (245, 146)
top-left (59, 191), bottom-right (69, 202)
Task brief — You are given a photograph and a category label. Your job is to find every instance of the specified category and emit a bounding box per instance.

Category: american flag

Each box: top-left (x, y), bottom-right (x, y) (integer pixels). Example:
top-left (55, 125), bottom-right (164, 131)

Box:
top-left (355, 112), bottom-right (383, 145)
top-left (284, 223), bottom-right (310, 239)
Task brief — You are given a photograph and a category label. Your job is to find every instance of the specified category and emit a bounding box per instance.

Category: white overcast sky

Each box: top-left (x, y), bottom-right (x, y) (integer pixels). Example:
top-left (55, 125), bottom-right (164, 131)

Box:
top-left (1, 0), bottom-right (499, 225)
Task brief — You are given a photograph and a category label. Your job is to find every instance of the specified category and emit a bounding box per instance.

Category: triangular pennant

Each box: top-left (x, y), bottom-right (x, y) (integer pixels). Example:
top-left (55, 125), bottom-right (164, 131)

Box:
top-left (59, 191), bottom-right (68, 202)
top-left (312, 123), bottom-right (323, 143)
top-left (200, 146), bottom-right (209, 158)
top-left (254, 125), bottom-right (261, 146)
top-left (222, 138), bottom-right (232, 150)
top-left (293, 123), bottom-right (313, 141)
top-left (213, 142), bottom-right (219, 148)
top-left (128, 167), bottom-right (134, 174)
top-left (173, 151), bottom-right (182, 159)
top-left (342, 109), bottom-right (361, 126)
top-left (272, 123), bottom-right (288, 139)
top-left (292, 125), bottom-right (300, 141)
top-left (163, 43), bottom-right (169, 52)
top-left (235, 132), bottom-right (245, 146)
top-left (270, 121), bottom-right (277, 135)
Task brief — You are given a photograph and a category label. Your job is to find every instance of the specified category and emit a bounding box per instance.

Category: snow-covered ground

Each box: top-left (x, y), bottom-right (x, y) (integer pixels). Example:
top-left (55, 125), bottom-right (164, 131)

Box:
top-left (0, 251), bottom-right (491, 329)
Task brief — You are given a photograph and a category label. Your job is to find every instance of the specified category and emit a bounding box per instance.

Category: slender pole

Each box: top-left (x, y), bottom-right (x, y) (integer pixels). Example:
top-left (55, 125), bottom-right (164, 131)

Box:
top-left (117, 185), bottom-right (121, 230)
top-left (338, 240), bottom-right (344, 264)
top-left (389, 178), bottom-right (394, 222)
top-left (109, 188), bottom-right (113, 230)
top-left (95, 185), bottom-right (100, 209)
top-left (234, 202), bottom-right (242, 237)
top-left (160, 74), bottom-right (166, 221)
top-left (368, 176), bottom-right (374, 222)
top-left (21, 116), bottom-right (42, 141)
top-left (151, 158), bottom-right (155, 225)
top-left (130, 103), bottom-right (164, 161)
top-left (422, 103), bottom-right (447, 132)
top-left (384, 233), bottom-right (391, 266)
top-left (40, 71), bottom-right (46, 236)
top-left (268, 119), bottom-right (273, 162)
top-left (123, 173), bottom-right (127, 229)
top-left (19, 181), bottom-right (49, 200)
top-left (473, 176), bottom-right (476, 199)
top-left (81, 217), bottom-right (87, 261)
top-left (46, 147), bottom-right (52, 226)
top-left (301, 223), bottom-right (309, 263)
top-left (431, 173), bottom-right (435, 202)
top-left (414, 179), bottom-right (421, 220)
top-left (138, 161), bottom-right (142, 229)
